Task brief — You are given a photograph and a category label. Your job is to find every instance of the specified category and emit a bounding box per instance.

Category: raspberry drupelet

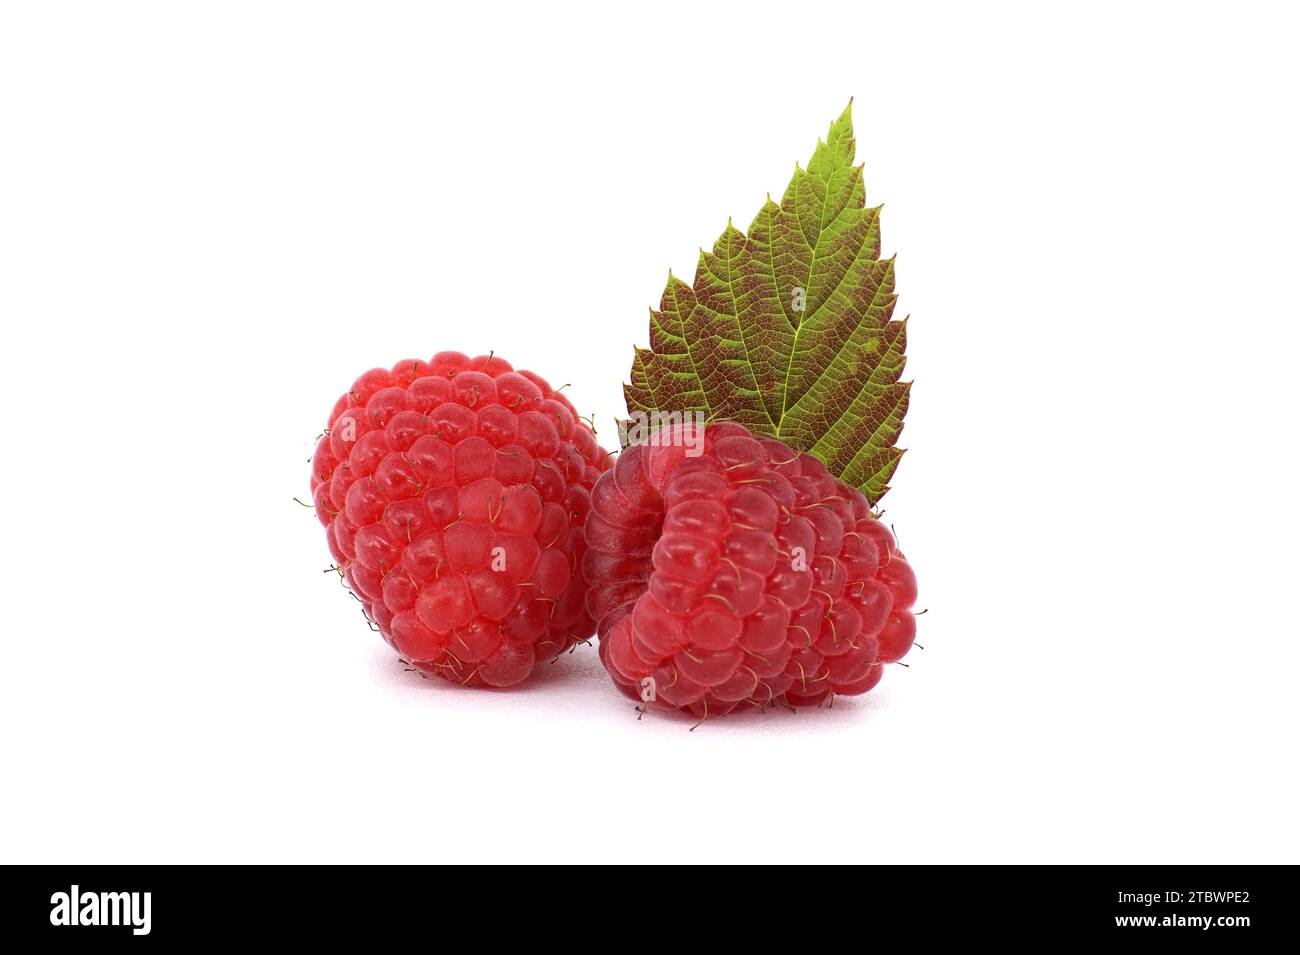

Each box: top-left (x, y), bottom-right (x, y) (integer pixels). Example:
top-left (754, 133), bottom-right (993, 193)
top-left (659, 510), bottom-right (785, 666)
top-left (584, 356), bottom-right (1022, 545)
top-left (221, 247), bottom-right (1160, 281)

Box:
top-left (583, 420), bottom-right (918, 717)
top-left (309, 352), bottom-right (611, 687)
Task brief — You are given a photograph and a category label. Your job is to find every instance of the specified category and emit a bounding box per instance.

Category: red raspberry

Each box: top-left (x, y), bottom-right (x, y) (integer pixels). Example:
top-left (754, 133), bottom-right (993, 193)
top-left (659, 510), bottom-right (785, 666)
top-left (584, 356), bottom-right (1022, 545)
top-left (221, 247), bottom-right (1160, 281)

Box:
top-left (309, 352), bottom-right (611, 687)
top-left (583, 420), bottom-right (918, 717)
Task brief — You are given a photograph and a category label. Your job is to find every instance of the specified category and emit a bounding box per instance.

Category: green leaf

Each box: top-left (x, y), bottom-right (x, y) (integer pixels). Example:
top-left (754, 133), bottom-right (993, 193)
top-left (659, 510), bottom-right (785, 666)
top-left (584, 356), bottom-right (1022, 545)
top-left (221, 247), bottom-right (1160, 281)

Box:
top-left (626, 101), bottom-right (909, 504)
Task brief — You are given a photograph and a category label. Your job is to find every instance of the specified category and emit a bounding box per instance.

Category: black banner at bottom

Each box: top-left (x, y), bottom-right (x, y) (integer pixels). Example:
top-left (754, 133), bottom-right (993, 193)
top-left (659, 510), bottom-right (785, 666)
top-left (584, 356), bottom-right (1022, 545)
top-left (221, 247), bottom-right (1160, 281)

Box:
top-left (3, 865), bottom-right (1288, 945)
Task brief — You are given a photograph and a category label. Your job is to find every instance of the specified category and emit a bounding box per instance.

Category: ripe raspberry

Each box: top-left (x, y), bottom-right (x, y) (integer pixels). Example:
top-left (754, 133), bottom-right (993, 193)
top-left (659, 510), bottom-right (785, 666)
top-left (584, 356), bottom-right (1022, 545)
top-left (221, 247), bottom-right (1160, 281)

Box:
top-left (309, 352), bottom-right (611, 687)
top-left (583, 421), bottom-right (918, 717)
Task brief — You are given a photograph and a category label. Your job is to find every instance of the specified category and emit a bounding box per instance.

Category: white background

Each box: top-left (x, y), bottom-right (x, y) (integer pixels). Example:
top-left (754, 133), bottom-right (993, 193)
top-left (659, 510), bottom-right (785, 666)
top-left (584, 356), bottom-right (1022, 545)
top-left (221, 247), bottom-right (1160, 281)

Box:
top-left (2, 1), bottom-right (1297, 864)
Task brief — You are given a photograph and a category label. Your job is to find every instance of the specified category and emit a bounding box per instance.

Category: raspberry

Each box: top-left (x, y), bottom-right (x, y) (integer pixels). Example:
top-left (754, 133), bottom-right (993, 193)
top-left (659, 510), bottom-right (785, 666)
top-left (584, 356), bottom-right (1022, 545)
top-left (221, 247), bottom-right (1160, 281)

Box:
top-left (309, 352), bottom-right (611, 687)
top-left (584, 420), bottom-right (918, 717)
